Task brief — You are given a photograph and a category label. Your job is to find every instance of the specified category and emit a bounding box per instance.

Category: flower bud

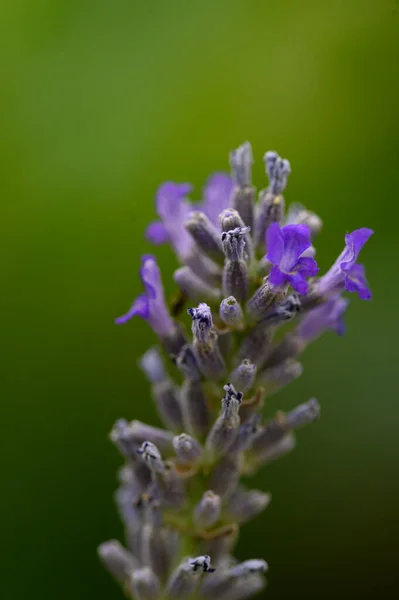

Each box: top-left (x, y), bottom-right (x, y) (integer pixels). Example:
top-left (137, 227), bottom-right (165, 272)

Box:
top-left (131, 567), bottom-right (161, 600)
top-left (285, 398), bottom-right (320, 428)
top-left (97, 540), bottom-right (139, 584)
top-left (185, 211), bottom-right (224, 264)
top-left (194, 490), bottom-right (222, 529)
top-left (166, 556), bottom-right (214, 600)
top-left (174, 266), bottom-right (221, 302)
top-left (246, 277), bottom-right (285, 322)
top-left (136, 441), bottom-right (165, 473)
top-left (205, 384), bottom-right (243, 458)
top-left (173, 433), bottom-right (203, 463)
top-left (226, 487), bottom-right (271, 524)
top-left (229, 359), bottom-right (256, 393)
top-left (139, 348), bottom-right (183, 432)
top-left (219, 296), bottom-right (244, 328)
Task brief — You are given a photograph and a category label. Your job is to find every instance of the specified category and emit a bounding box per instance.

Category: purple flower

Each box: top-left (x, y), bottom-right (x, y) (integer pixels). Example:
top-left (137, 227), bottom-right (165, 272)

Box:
top-left (297, 294), bottom-right (349, 342)
top-left (200, 172), bottom-right (234, 226)
top-left (317, 228), bottom-right (373, 300)
top-left (266, 223), bottom-right (319, 294)
top-left (115, 255), bottom-right (174, 337)
top-left (145, 174), bottom-right (233, 259)
top-left (145, 182), bottom-right (194, 259)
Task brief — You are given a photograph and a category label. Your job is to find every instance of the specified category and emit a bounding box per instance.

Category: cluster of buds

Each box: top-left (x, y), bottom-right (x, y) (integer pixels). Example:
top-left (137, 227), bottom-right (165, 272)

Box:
top-left (99, 142), bottom-right (373, 599)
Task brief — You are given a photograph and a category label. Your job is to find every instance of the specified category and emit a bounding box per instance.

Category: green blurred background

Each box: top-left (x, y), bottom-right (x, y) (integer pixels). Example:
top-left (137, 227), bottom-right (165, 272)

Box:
top-left (1, 1), bottom-right (398, 599)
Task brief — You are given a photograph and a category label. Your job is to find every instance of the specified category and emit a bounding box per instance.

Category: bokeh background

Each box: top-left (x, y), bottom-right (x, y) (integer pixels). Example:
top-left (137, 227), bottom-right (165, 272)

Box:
top-left (2, 1), bottom-right (398, 599)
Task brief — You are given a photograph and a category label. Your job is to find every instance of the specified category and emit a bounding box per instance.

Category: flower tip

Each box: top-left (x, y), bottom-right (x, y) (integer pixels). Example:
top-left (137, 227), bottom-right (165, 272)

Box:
top-left (145, 221), bottom-right (169, 245)
top-left (345, 227), bottom-right (374, 253)
top-left (157, 181), bottom-right (192, 199)
top-left (360, 289), bottom-right (372, 301)
top-left (140, 253), bottom-right (157, 265)
top-left (356, 227), bottom-right (374, 238)
top-left (114, 315), bottom-right (129, 325)
top-left (188, 555), bottom-right (215, 573)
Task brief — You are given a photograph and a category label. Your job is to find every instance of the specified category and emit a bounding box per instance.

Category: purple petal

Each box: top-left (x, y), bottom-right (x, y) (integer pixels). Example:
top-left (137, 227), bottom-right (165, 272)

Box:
top-left (340, 228), bottom-right (374, 272)
top-left (145, 221), bottom-right (170, 245)
top-left (155, 182), bottom-right (194, 258)
top-left (333, 315), bottom-right (346, 336)
top-left (345, 263), bottom-right (372, 300)
top-left (297, 294), bottom-right (349, 342)
top-left (140, 256), bottom-right (175, 335)
top-left (266, 222), bottom-right (284, 265)
top-left (116, 256), bottom-right (175, 336)
top-left (156, 182), bottom-right (193, 216)
top-left (287, 272), bottom-right (309, 295)
top-left (139, 254), bottom-right (161, 299)
top-left (295, 256), bottom-right (319, 278)
top-left (317, 227), bottom-right (373, 297)
top-left (328, 295), bottom-right (349, 333)
top-left (201, 172), bottom-right (234, 226)
top-left (268, 265), bottom-right (288, 288)
top-left (280, 224), bottom-right (312, 272)
top-left (115, 294), bottom-right (149, 324)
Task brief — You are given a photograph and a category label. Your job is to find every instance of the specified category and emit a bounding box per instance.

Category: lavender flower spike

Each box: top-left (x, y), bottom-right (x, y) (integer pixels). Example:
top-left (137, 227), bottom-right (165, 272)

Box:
top-left (266, 222), bottom-right (319, 294)
top-left (115, 255), bottom-right (174, 337)
top-left (101, 142), bottom-right (374, 600)
top-left (317, 228), bottom-right (374, 299)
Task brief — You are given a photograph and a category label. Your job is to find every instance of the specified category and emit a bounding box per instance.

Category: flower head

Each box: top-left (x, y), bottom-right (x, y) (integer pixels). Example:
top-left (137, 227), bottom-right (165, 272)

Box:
top-left (102, 143), bottom-right (374, 600)
top-left (266, 222), bottom-right (319, 294)
top-left (317, 228), bottom-right (373, 300)
top-left (115, 255), bottom-right (174, 337)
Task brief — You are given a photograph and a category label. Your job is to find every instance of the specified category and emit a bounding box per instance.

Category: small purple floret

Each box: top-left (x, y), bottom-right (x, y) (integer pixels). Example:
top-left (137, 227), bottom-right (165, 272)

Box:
top-left (200, 172), bottom-right (234, 226)
top-left (317, 228), bottom-right (373, 300)
top-left (146, 182), bottom-right (194, 259)
top-left (266, 223), bottom-right (319, 294)
top-left (297, 294), bottom-right (349, 342)
top-left (146, 174), bottom-right (233, 257)
top-left (115, 255), bottom-right (174, 337)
